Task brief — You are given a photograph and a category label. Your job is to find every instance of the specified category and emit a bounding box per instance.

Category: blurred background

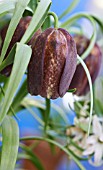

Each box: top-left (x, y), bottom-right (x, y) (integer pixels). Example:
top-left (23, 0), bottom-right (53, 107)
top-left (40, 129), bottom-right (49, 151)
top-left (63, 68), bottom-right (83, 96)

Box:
top-left (18, 0), bottom-right (103, 169)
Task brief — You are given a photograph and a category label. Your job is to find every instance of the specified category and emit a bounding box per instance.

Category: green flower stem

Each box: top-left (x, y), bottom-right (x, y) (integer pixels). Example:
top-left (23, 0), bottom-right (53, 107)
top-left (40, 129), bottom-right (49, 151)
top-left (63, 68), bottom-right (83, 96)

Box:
top-left (77, 55), bottom-right (93, 136)
top-left (48, 11), bottom-right (59, 29)
top-left (44, 98), bottom-right (51, 132)
top-left (60, 13), bottom-right (96, 63)
top-left (37, 99), bottom-right (68, 124)
top-left (59, 0), bottom-right (80, 20)
top-left (20, 136), bottom-right (85, 170)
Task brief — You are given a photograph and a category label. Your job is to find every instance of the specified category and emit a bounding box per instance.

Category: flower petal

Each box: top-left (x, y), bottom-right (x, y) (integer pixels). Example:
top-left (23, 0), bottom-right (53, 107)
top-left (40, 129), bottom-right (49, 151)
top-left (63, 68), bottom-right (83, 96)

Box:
top-left (94, 144), bottom-right (103, 165)
top-left (83, 145), bottom-right (95, 156)
top-left (93, 115), bottom-right (102, 136)
top-left (59, 28), bottom-right (77, 97)
top-left (99, 135), bottom-right (103, 142)
top-left (28, 28), bottom-right (53, 95)
top-left (86, 135), bottom-right (97, 145)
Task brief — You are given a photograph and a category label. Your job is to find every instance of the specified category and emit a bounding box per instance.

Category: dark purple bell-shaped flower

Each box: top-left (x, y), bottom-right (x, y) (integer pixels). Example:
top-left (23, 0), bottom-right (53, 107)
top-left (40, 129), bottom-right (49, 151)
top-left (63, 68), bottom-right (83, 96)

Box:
top-left (69, 35), bottom-right (102, 96)
top-left (0, 16), bottom-right (32, 76)
top-left (28, 28), bottom-right (77, 99)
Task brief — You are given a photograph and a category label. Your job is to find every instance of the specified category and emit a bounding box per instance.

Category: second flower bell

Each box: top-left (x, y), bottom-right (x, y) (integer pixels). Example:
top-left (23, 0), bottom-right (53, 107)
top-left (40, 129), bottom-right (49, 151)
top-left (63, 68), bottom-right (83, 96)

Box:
top-left (28, 28), bottom-right (77, 99)
top-left (69, 35), bottom-right (102, 96)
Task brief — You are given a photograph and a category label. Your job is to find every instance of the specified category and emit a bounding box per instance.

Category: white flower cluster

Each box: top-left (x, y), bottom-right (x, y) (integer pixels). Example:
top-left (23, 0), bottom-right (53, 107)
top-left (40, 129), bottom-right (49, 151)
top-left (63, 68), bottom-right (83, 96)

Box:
top-left (83, 115), bottom-right (103, 166)
top-left (66, 115), bottom-right (103, 166)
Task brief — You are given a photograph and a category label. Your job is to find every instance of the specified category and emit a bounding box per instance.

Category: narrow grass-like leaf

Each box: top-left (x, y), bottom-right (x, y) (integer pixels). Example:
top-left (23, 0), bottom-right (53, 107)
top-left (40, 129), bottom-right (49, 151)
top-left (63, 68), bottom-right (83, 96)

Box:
top-left (59, 0), bottom-right (80, 20)
top-left (0, 43), bottom-right (32, 124)
top-left (17, 153), bottom-right (31, 160)
top-left (0, 85), bottom-right (18, 120)
top-left (0, 44), bottom-right (16, 72)
top-left (21, 98), bottom-right (45, 110)
top-left (0, 0), bottom-right (30, 64)
top-left (0, 0), bottom-right (17, 16)
top-left (91, 15), bottom-right (103, 33)
top-left (42, 15), bottom-right (52, 31)
top-left (28, 0), bottom-right (38, 12)
top-left (21, 0), bottom-right (51, 44)
top-left (77, 55), bottom-right (93, 135)
top-left (0, 77), bottom-right (9, 105)
top-left (1, 115), bottom-right (19, 170)
top-left (9, 78), bottom-right (28, 114)
top-left (20, 143), bottom-right (45, 170)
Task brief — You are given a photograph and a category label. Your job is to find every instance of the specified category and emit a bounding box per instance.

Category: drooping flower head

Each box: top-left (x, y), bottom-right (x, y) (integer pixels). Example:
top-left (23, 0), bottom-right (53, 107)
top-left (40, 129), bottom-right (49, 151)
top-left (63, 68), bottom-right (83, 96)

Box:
top-left (0, 16), bottom-right (32, 76)
top-left (28, 28), bottom-right (77, 99)
top-left (69, 35), bottom-right (102, 96)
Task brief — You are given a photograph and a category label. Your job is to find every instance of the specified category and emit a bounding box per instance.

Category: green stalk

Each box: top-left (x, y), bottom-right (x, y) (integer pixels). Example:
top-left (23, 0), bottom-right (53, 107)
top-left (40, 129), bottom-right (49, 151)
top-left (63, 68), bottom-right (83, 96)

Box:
top-left (48, 11), bottom-right (59, 28)
top-left (44, 98), bottom-right (51, 132)
top-left (77, 55), bottom-right (93, 136)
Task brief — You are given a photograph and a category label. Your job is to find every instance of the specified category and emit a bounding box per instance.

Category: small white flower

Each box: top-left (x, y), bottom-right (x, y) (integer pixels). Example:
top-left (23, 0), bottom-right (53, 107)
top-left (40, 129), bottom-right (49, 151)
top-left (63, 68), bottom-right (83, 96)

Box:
top-left (74, 117), bottom-right (90, 132)
top-left (62, 93), bottom-right (75, 111)
top-left (66, 126), bottom-right (87, 157)
top-left (66, 126), bottom-right (85, 142)
top-left (79, 100), bottom-right (90, 117)
top-left (83, 115), bottom-right (103, 166)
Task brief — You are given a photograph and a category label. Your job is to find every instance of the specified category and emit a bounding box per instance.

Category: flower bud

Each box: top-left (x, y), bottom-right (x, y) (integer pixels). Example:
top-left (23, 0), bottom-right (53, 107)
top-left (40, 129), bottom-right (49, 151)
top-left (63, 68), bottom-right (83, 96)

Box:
top-left (69, 35), bottom-right (102, 96)
top-left (0, 16), bottom-right (32, 76)
top-left (28, 28), bottom-right (77, 99)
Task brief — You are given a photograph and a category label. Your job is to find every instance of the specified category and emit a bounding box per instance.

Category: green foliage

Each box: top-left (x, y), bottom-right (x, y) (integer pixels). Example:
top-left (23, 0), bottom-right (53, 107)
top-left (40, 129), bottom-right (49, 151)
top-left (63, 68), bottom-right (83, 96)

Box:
top-left (20, 0), bottom-right (51, 43)
top-left (0, 43), bottom-right (32, 124)
top-left (0, 0), bottom-right (31, 64)
top-left (1, 116), bottom-right (19, 170)
top-left (0, 0), bottom-right (17, 17)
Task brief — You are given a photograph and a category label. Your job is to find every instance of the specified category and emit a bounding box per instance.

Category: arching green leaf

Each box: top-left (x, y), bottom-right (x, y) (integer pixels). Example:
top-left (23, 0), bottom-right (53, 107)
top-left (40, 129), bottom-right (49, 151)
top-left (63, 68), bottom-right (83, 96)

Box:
top-left (0, 43), bottom-right (32, 124)
top-left (1, 116), bottom-right (19, 170)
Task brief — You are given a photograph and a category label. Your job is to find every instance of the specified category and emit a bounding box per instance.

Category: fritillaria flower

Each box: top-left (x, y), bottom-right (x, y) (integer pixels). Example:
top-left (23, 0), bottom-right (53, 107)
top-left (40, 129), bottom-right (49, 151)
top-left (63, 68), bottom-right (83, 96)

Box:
top-left (0, 16), bottom-right (32, 76)
top-left (28, 28), bottom-right (77, 99)
top-left (69, 35), bottom-right (102, 96)
top-left (83, 115), bottom-right (103, 166)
